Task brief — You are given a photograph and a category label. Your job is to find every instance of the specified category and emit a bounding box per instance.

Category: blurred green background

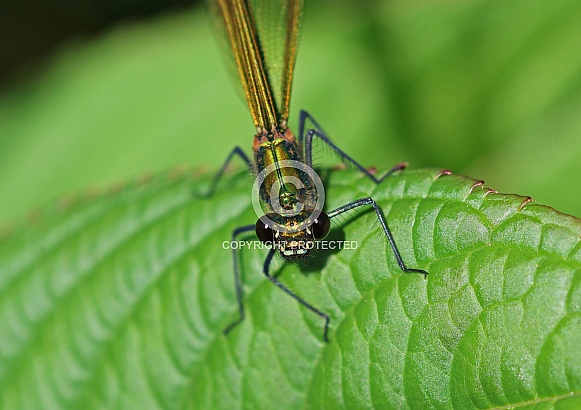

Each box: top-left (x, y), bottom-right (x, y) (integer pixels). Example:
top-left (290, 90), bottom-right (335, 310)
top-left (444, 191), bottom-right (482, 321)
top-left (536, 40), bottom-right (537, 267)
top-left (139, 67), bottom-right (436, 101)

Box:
top-left (1, 0), bottom-right (580, 229)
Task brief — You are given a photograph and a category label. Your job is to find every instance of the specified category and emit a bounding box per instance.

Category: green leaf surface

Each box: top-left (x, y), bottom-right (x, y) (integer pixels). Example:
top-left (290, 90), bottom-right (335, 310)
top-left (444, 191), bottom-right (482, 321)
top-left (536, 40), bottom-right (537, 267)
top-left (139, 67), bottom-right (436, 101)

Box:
top-left (1, 168), bottom-right (580, 409)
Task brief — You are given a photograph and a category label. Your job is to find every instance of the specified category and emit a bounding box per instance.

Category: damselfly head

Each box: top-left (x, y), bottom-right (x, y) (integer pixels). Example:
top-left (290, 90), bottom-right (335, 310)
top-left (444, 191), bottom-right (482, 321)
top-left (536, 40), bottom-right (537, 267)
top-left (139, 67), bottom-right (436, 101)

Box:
top-left (256, 211), bottom-right (330, 260)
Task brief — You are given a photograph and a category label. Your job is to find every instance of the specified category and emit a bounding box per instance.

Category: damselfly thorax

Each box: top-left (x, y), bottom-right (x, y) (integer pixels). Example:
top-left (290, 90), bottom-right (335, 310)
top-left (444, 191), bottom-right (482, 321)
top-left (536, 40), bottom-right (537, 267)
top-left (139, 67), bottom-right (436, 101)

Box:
top-left (253, 126), bottom-right (329, 259)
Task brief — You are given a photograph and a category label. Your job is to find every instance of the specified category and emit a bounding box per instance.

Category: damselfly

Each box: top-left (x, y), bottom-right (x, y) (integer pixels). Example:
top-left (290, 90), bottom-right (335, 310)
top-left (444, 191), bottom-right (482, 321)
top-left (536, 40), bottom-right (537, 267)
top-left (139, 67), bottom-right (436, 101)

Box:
top-left (206, 0), bottom-right (427, 342)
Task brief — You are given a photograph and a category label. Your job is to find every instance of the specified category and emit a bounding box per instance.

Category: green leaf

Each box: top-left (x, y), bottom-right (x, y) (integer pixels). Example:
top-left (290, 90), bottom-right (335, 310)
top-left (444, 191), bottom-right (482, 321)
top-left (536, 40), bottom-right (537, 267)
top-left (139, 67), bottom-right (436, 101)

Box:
top-left (1, 168), bottom-right (580, 409)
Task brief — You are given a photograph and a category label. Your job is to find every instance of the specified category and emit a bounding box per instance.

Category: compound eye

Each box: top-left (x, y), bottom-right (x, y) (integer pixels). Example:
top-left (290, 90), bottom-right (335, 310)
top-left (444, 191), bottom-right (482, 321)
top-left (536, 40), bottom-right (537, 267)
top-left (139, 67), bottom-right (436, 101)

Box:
top-left (255, 219), bottom-right (274, 243)
top-left (312, 212), bottom-right (330, 240)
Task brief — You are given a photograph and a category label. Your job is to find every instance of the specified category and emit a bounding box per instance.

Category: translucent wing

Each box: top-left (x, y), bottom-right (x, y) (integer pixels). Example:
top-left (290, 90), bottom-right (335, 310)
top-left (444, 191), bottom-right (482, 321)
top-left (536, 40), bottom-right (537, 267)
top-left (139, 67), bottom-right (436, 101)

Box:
top-left (249, 0), bottom-right (302, 127)
top-left (208, 0), bottom-right (303, 130)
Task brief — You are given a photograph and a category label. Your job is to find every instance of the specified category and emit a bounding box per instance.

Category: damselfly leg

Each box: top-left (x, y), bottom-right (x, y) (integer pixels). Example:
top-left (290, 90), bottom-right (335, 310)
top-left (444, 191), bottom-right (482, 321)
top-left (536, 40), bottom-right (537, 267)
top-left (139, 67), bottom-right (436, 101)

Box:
top-left (298, 110), bottom-right (428, 277)
top-left (224, 234), bottom-right (331, 341)
top-left (299, 110), bottom-right (406, 181)
top-left (223, 224), bottom-right (255, 335)
top-left (328, 198), bottom-right (428, 277)
top-left (200, 146), bottom-right (253, 197)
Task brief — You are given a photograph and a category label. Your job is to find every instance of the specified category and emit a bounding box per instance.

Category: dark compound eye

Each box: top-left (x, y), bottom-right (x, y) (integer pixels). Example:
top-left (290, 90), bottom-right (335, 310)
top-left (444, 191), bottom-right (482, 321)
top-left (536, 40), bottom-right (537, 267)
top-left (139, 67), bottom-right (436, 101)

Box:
top-left (312, 212), bottom-right (330, 240)
top-left (255, 218), bottom-right (274, 243)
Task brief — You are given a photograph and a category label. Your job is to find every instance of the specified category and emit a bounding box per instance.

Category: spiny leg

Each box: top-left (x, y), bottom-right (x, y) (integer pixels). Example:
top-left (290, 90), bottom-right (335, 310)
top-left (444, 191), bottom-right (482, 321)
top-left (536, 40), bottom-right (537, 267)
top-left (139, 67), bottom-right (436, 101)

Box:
top-left (328, 197), bottom-right (428, 277)
top-left (223, 224), bottom-right (256, 335)
top-left (201, 146), bottom-right (253, 197)
top-left (297, 110), bottom-right (406, 183)
top-left (261, 249), bottom-right (331, 342)
top-left (298, 109), bottom-right (325, 146)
